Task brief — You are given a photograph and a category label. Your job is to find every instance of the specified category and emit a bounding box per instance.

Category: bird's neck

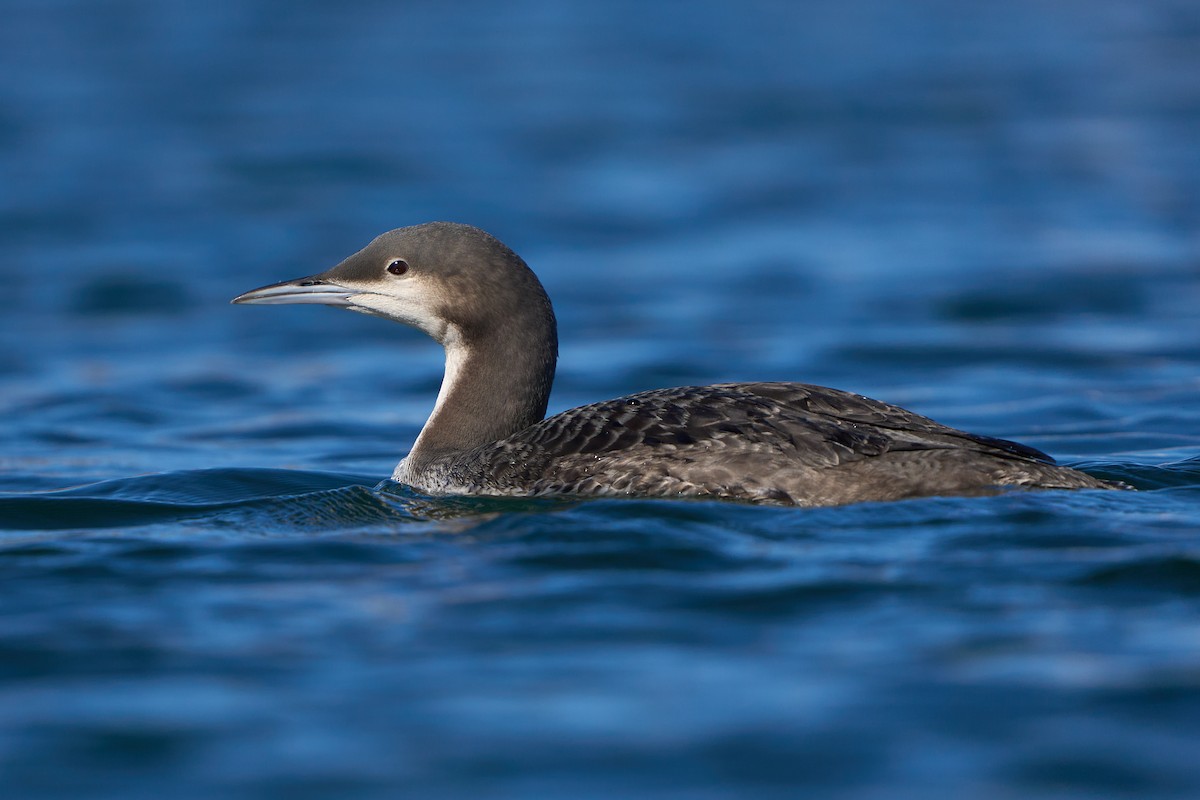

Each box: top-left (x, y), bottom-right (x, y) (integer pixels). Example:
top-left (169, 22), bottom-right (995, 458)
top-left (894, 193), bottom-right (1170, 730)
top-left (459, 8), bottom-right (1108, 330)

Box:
top-left (401, 313), bottom-right (557, 475)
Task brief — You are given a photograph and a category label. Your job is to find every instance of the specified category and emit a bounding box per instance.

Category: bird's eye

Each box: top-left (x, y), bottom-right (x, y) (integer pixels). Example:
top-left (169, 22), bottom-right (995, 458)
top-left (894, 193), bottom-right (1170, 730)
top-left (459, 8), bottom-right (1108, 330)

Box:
top-left (386, 259), bottom-right (409, 276)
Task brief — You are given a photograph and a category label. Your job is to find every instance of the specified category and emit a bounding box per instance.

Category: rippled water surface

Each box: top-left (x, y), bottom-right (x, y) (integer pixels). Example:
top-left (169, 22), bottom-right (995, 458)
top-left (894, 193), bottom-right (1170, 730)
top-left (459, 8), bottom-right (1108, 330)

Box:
top-left (3, 1), bottom-right (1200, 798)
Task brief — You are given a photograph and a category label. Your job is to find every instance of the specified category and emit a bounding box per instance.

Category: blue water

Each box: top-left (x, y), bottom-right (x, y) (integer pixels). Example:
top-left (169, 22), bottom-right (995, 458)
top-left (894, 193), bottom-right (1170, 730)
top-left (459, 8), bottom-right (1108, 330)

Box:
top-left (3, 1), bottom-right (1200, 797)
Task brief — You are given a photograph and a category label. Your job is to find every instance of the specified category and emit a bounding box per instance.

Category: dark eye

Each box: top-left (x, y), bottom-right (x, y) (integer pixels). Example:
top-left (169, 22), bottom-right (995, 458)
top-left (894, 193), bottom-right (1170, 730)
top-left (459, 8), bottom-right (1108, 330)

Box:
top-left (386, 259), bottom-right (408, 276)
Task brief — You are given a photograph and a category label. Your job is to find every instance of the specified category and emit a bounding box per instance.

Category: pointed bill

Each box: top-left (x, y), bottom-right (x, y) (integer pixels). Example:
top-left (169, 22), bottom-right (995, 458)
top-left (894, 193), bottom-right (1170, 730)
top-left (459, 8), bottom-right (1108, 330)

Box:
top-left (231, 277), bottom-right (355, 307)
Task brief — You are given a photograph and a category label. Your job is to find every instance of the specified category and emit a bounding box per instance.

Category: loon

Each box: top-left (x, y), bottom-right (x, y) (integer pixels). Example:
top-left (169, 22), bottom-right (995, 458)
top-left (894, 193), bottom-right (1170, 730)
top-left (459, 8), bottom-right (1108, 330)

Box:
top-left (232, 222), bottom-right (1121, 506)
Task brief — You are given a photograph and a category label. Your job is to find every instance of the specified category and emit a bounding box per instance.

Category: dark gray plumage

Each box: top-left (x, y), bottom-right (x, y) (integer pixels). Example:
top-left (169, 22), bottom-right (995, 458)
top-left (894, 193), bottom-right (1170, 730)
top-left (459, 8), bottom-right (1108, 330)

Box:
top-left (233, 222), bottom-right (1123, 507)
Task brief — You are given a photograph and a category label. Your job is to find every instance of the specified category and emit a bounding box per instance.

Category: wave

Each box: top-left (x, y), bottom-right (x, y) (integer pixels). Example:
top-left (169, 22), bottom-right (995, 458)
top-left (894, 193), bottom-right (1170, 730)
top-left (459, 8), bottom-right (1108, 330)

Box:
top-left (1, 457), bottom-right (1195, 534)
top-left (0, 468), bottom-right (387, 531)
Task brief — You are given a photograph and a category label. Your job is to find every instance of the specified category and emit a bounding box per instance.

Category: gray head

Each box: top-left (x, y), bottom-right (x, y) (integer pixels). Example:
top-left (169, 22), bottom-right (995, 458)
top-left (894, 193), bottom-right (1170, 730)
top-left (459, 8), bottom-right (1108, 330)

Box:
top-left (234, 222), bottom-right (560, 453)
top-left (233, 222), bottom-right (557, 350)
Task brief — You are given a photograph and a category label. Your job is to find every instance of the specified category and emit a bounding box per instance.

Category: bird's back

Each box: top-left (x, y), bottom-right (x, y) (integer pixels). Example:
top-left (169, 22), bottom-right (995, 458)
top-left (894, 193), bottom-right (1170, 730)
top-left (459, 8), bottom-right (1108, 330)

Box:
top-left (407, 382), bottom-right (1120, 506)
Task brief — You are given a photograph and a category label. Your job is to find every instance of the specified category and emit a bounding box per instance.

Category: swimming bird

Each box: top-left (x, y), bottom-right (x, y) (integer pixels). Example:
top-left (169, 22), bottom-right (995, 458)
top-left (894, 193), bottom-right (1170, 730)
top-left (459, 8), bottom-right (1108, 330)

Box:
top-left (232, 222), bottom-right (1121, 506)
